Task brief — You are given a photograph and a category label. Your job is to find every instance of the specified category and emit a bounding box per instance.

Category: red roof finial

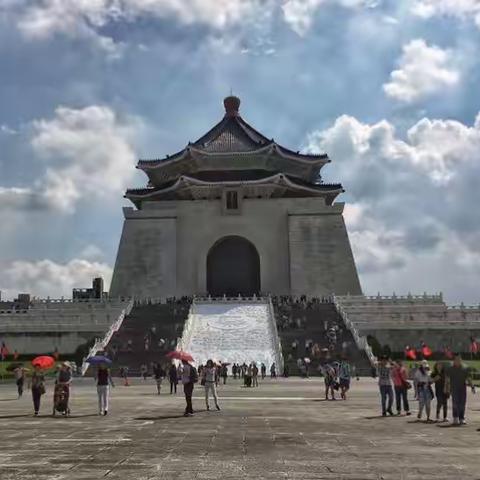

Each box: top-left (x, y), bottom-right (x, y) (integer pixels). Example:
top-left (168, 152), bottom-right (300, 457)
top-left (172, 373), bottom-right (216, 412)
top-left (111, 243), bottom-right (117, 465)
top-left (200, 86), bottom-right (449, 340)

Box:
top-left (223, 95), bottom-right (240, 116)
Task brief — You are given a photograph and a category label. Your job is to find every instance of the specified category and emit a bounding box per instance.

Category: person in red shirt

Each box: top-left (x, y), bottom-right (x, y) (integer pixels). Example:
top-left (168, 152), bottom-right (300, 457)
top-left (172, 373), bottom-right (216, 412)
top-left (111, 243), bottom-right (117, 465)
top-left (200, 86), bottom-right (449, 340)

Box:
top-left (0, 342), bottom-right (9, 361)
top-left (392, 360), bottom-right (411, 416)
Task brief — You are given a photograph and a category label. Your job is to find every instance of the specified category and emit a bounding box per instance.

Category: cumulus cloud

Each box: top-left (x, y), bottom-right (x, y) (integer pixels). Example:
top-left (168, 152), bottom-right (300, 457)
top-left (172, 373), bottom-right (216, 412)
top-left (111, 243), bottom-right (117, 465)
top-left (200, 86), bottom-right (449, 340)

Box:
top-left (0, 105), bottom-right (140, 214)
top-left (306, 113), bottom-right (480, 302)
top-left (411, 0), bottom-right (480, 29)
top-left (282, 0), bottom-right (379, 35)
top-left (31, 105), bottom-right (140, 212)
top-left (10, 0), bottom-right (270, 54)
top-left (383, 39), bottom-right (460, 103)
top-left (0, 258), bottom-right (112, 300)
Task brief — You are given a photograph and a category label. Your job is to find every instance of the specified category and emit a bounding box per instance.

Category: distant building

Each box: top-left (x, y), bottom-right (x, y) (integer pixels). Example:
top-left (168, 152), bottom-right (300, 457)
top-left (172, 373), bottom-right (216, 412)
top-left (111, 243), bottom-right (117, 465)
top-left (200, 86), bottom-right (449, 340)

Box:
top-left (73, 277), bottom-right (105, 300)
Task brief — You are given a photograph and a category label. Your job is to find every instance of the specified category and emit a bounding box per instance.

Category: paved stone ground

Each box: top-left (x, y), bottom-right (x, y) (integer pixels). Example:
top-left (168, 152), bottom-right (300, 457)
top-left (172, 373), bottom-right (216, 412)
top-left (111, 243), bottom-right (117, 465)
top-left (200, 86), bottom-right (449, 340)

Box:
top-left (1, 377), bottom-right (480, 479)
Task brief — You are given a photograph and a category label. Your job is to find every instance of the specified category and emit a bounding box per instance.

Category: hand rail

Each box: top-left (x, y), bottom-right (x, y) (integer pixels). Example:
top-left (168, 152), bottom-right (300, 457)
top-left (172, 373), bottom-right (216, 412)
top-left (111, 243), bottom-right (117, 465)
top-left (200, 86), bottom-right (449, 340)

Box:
top-left (81, 298), bottom-right (134, 376)
top-left (332, 295), bottom-right (376, 367)
top-left (177, 302), bottom-right (195, 352)
top-left (267, 295), bottom-right (284, 374)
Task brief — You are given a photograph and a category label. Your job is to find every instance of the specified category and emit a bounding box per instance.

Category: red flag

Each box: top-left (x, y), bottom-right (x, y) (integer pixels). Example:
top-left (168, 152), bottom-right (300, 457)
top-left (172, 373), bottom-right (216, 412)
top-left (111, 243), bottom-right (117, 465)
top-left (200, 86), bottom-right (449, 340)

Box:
top-left (422, 345), bottom-right (432, 358)
top-left (405, 347), bottom-right (416, 360)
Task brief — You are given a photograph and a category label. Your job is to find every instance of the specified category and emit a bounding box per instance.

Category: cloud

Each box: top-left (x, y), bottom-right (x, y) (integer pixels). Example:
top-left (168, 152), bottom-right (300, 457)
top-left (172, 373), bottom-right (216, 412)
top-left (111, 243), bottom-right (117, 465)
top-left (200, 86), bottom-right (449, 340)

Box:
top-left (0, 258), bottom-right (112, 300)
top-left (305, 113), bottom-right (480, 302)
top-left (411, 0), bottom-right (480, 29)
top-left (10, 0), bottom-right (271, 55)
top-left (0, 105), bottom-right (140, 214)
top-left (281, 0), bottom-right (379, 35)
top-left (0, 124), bottom-right (17, 135)
top-left (383, 39), bottom-right (460, 103)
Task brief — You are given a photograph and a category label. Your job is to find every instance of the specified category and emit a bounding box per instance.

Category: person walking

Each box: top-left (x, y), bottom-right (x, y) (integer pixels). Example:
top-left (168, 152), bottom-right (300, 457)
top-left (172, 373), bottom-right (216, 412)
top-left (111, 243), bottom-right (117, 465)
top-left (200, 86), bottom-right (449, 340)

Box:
top-left (252, 363), bottom-right (259, 387)
top-left (140, 363), bottom-right (148, 381)
top-left (203, 359), bottom-right (220, 411)
top-left (29, 365), bottom-right (45, 416)
top-left (181, 359), bottom-right (198, 416)
top-left (153, 362), bottom-right (165, 395)
top-left (221, 364), bottom-right (228, 385)
top-left (169, 363), bottom-right (178, 394)
top-left (120, 366), bottom-right (129, 386)
top-left (261, 363), bottom-right (266, 380)
top-left (322, 362), bottom-right (337, 401)
top-left (415, 360), bottom-right (433, 422)
top-left (377, 356), bottom-right (394, 416)
top-left (14, 366), bottom-right (26, 398)
top-left (445, 354), bottom-right (473, 425)
top-left (338, 359), bottom-right (351, 401)
top-left (431, 361), bottom-right (449, 422)
top-left (392, 360), bottom-right (411, 416)
top-left (270, 362), bottom-right (277, 379)
top-left (96, 364), bottom-right (114, 416)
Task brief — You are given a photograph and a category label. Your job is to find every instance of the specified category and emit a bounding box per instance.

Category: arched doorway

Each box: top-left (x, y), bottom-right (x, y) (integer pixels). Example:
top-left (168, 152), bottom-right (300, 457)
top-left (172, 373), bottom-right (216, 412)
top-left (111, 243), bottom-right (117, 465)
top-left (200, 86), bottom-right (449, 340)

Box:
top-left (207, 236), bottom-right (260, 296)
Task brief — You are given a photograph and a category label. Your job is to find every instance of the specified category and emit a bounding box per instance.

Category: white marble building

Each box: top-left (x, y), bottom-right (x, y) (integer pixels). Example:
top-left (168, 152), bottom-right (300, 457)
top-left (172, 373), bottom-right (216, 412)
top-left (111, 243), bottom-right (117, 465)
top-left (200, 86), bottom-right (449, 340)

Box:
top-left (110, 96), bottom-right (362, 299)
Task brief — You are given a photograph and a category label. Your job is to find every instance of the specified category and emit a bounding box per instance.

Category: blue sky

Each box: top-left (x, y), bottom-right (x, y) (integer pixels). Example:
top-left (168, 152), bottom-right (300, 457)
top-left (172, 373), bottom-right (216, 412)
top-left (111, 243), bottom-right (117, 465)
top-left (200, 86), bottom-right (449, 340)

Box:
top-left (1, 0), bottom-right (480, 303)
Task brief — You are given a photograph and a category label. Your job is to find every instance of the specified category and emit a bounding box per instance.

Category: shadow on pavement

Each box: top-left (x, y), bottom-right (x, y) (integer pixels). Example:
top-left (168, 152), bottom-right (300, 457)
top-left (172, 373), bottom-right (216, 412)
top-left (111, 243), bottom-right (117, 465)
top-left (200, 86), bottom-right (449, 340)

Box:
top-left (0, 414), bottom-right (32, 419)
top-left (135, 414), bottom-right (188, 421)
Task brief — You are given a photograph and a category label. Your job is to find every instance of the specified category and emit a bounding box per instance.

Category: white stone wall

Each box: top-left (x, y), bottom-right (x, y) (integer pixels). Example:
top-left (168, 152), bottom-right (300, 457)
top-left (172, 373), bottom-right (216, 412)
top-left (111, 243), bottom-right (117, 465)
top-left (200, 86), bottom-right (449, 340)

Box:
top-left (336, 295), bottom-right (480, 352)
top-left (110, 197), bottom-right (362, 298)
top-left (288, 203), bottom-right (362, 296)
top-left (110, 206), bottom-right (177, 299)
top-left (0, 299), bottom-right (129, 354)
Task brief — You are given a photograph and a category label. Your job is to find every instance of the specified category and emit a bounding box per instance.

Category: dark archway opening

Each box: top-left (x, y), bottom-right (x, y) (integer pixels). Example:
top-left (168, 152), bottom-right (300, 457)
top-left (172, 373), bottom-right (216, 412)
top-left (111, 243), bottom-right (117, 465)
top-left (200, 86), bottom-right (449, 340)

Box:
top-left (207, 236), bottom-right (260, 297)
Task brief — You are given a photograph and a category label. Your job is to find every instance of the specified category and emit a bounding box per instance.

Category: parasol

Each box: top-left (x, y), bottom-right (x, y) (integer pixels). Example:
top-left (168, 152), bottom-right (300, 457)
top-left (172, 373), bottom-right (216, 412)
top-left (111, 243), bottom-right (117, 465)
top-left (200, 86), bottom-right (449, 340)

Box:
top-left (86, 355), bottom-right (112, 365)
top-left (32, 355), bottom-right (55, 369)
top-left (165, 350), bottom-right (194, 362)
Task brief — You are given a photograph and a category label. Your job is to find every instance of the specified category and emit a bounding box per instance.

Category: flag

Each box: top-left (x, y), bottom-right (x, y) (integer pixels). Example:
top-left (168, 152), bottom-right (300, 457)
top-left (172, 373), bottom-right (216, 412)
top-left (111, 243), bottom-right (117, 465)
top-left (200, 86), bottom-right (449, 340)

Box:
top-left (405, 346), bottom-right (416, 360)
top-left (422, 345), bottom-right (432, 358)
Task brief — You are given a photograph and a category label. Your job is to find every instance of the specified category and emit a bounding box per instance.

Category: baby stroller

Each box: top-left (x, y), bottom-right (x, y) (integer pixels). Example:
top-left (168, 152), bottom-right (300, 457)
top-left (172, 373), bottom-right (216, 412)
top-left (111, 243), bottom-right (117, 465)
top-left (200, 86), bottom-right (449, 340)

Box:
top-left (52, 383), bottom-right (71, 416)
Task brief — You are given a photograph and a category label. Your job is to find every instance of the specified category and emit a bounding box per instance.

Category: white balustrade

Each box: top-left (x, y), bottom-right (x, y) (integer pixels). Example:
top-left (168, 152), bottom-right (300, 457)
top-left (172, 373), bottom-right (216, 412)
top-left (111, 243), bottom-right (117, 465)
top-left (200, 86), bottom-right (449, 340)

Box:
top-left (81, 299), bottom-right (134, 376)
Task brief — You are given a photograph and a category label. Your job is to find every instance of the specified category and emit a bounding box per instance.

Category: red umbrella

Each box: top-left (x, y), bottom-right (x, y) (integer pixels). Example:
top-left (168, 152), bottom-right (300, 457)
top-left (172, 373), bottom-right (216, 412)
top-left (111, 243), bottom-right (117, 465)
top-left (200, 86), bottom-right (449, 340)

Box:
top-left (165, 350), bottom-right (194, 362)
top-left (32, 355), bottom-right (55, 369)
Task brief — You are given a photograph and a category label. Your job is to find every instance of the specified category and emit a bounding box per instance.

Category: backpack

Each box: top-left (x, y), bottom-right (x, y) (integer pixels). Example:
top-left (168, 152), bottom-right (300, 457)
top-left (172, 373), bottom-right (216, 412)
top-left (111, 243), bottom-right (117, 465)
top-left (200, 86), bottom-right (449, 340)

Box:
top-left (189, 366), bottom-right (199, 384)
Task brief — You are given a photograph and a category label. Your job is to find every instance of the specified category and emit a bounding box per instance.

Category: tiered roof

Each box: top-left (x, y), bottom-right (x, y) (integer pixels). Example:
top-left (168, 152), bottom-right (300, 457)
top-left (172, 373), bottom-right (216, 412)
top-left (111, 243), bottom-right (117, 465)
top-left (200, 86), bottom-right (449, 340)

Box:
top-left (126, 96), bottom-right (343, 208)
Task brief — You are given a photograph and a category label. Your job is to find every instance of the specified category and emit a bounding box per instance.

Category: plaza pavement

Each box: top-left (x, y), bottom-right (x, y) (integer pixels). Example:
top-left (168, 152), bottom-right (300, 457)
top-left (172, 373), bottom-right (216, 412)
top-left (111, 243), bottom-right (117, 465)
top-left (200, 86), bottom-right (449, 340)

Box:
top-left (0, 377), bottom-right (479, 480)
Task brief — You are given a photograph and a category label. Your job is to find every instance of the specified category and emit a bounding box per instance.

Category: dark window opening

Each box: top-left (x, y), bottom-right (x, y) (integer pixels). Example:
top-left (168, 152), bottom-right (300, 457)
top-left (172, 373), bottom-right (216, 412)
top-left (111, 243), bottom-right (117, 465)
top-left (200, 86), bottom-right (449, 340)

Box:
top-left (226, 191), bottom-right (238, 210)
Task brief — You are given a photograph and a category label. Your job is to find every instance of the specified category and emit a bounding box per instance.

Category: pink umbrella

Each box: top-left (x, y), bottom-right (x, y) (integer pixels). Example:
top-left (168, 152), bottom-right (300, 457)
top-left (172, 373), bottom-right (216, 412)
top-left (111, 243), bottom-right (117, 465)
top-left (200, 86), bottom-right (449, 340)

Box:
top-left (165, 350), bottom-right (194, 362)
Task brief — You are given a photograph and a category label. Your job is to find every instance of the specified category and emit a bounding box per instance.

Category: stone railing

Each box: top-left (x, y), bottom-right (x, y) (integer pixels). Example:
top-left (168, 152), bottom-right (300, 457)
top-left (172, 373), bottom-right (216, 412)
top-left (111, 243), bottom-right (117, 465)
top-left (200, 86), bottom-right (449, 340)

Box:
top-left (193, 295), bottom-right (266, 303)
top-left (267, 296), bottom-right (284, 374)
top-left (333, 295), bottom-right (376, 367)
top-left (81, 298), bottom-right (134, 376)
top-left (337, 293), bottom-right (444, 305)
top-left (176, 302), bottom-right (196, 353)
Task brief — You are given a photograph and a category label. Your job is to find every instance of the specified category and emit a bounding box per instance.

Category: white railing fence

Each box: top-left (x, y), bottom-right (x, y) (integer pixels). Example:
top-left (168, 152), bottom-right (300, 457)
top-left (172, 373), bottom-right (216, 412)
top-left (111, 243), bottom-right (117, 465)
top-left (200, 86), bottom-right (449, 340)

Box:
top-left (333, 295), bottom-right (376, 368)
top-left (267, 296), bottom-right (284, 374)
top-left (81, 298), bottom-right (134, 376)
top-left (176, 302), bottom-right (195, 353)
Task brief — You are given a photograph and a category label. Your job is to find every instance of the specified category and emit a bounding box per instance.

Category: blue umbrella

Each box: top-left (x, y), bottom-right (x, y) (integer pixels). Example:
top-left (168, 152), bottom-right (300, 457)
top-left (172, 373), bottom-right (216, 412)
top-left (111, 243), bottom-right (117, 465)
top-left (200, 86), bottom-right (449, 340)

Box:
top-left (86, 355), bottom-right (112, 365)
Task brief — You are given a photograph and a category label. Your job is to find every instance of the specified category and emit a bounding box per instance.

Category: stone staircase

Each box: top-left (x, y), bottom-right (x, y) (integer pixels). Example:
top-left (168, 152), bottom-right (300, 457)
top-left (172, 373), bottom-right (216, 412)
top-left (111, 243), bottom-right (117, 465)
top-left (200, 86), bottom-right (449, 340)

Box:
top-left (179, 299), bottom-right (283, 369)
top-left (273, 299), bottom-right (372, 375)
top-left (103, 300), bottom-right (191, 374)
